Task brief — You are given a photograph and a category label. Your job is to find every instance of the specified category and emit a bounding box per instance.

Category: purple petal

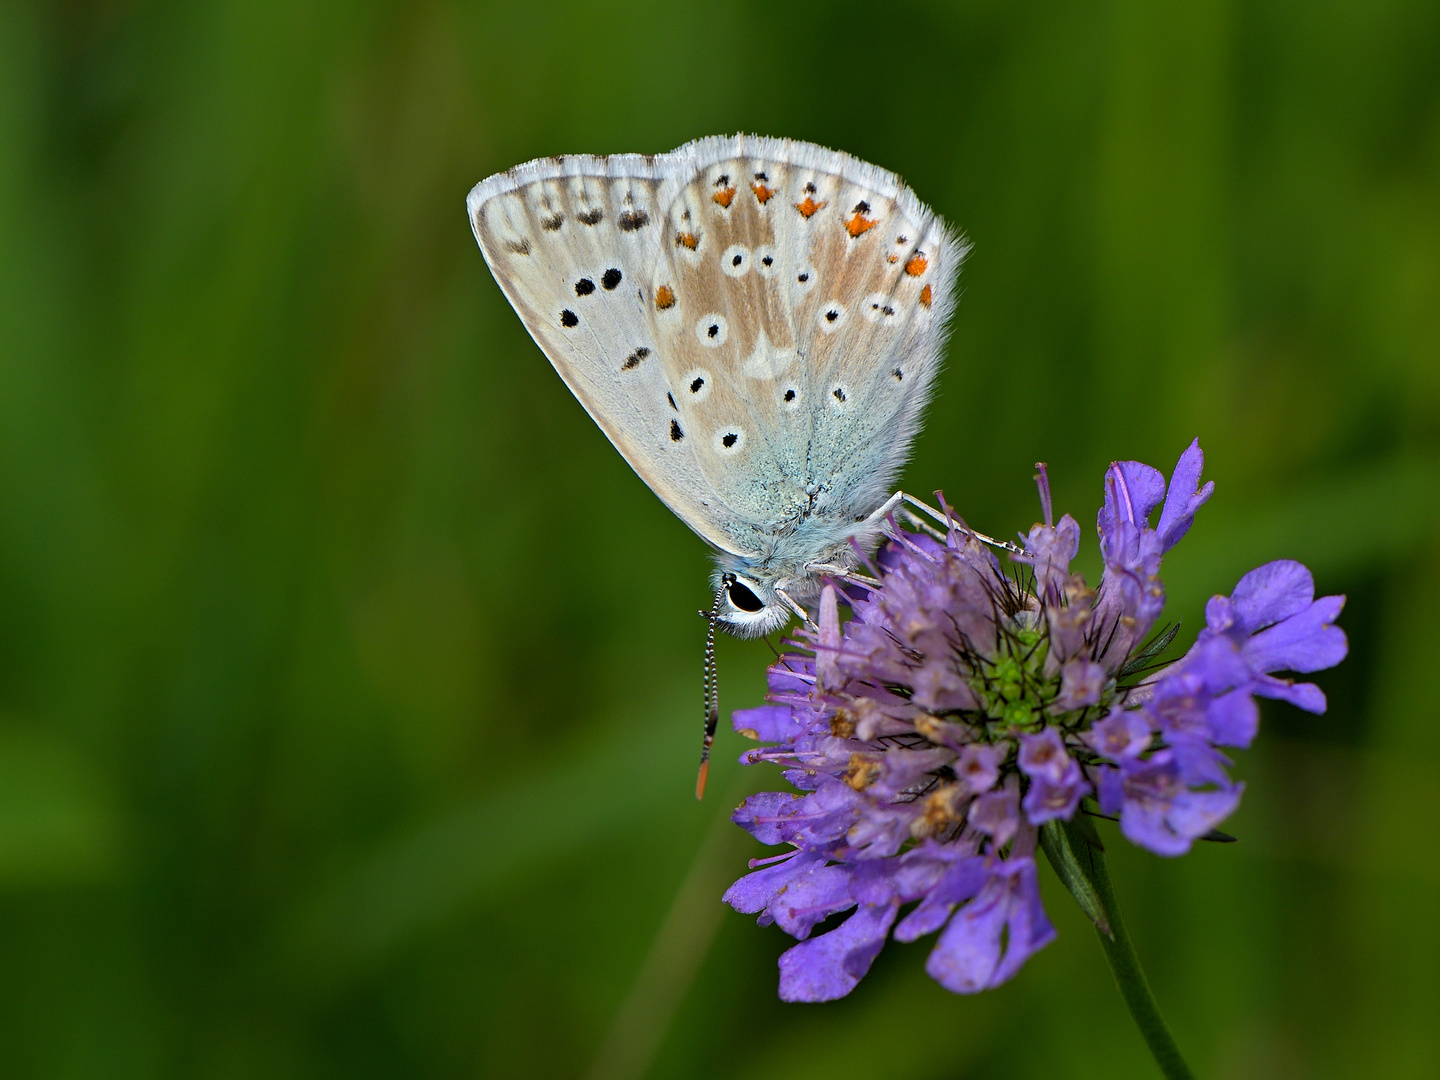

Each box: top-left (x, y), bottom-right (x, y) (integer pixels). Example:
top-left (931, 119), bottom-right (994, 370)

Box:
top-left (732, 705), bottom-right (803, 742)
top-left (772, 863), bottom-right (856, 939)
top-left (888, 843), bottom-right (962, 904)
top-left (774, 780), bottom-right (864, 848)
top-left (1054, 658), bottom-right (1107, 710)
top-left (989, 861), bottom-right (1057, 987)
top-left (969, 779), bottom-right (1020, 848)
top-left (1021, 766), bottom-right (1090, 825)
top-left (1205, 594), bottom-right (1236, 633)
top-left (1252, 674), bottom-right (1328, 713)
top-left (1019, 514), bottom-right (1081, 601)
top-left (1243, 595), bottom-right (1348, 674)
top-left (732, 791), bottom-right (804, 845)
top-left (1156, 439), bottom-right (1215, 551)
top-left (1115, 753), bottom-right (1244, 857)
top-left (723, 850), bottom-right (827, 922)
top-left (1101, 461), bottom-right (1168, 532)
top-left (1163, 784), bottom-right (1245, 843)
top-left (1204, 687), bottom-right (1260, 748)
top-left (1169, 739), bottom-right (1233, 787)
top-left (956, 743), bottom-right (1005, 794)
top-left (1083, 707), bottom-right (1152, 761)
top-left (1017, 729), bottom-right (1072, 784)
top-left (777, 900), bottom-right (900, 1002)
top-left (894, 856), bottom-right (988, 942)
top-left (1094, 764), bottom-right (1124, 815)
top-left (925, 858), bottom-right (1055, 993)
top-left (1229, 560), bottom-right (1315, 634)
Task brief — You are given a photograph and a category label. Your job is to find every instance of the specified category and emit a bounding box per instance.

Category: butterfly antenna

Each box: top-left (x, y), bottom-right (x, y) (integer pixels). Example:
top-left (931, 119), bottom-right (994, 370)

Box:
top-left (696, 580), bottom-right (726, 800)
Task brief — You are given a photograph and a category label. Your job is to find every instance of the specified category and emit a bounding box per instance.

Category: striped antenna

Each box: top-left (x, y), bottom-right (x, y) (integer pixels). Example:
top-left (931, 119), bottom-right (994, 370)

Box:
top-left (695, 578), bottom-right (727, 799)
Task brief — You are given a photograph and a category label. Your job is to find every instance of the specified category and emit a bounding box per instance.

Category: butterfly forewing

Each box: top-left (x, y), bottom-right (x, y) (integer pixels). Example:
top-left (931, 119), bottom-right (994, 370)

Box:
top-left (470, 157), bottom-right (745, 555)
top-left (468, 136), bottom-right (964, 560)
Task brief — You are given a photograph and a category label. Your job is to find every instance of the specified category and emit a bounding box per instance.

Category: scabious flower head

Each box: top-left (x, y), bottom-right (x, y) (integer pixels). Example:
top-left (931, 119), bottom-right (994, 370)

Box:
top-left (724, 440), bottom-right (1348, 1002)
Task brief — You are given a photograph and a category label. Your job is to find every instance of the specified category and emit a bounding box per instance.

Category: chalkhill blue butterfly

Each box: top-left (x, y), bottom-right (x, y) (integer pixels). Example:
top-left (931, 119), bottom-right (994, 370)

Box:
top-left (467, 135), bottom-right (968, 793)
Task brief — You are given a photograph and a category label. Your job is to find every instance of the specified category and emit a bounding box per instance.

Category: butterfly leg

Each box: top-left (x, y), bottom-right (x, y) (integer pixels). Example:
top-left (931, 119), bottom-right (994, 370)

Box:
top-left (773, 588), bottom-right (819, 632)
top-left (864, 491), bottom-right (1023, 555)
top-left (802, 564), bottom-right (883, 589)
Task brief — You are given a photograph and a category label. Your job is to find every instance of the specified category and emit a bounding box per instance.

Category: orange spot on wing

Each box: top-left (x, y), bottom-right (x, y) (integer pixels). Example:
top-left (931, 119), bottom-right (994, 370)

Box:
top-left (713, 187), bottom-right (736, 208)
top-left (919, 284), bottom-right (933, 308)
top-left (846, 212), bottom-right (878, 237)
top-left (887, 254), bottom-right (899, 264)
top-left (904, 254), bottom-right (929, 276)
top-left (656, 284), bottom-right (676, 310)
top-left (751, 182), bottom-right (774, 204)
top-left (676, 231), bottom-right (698, 250)
top-left (794, 196), bottom-right (826, 218)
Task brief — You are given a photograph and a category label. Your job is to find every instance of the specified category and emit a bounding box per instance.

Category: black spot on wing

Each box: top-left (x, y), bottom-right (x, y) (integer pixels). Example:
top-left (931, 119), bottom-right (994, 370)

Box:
top-left (670, 420), bottom-right (684, 441)
top-left (540, 213), bottom-right (564, 231)
top-left (578, 208), bottom-right (603, 226)
top-left (622, 347), bottom-right (650, 371)
top-left (602, 268), bottom-right (622, 290)
top-left (560, 309), bottom-right (578, 328)
top-left (575, 278), bottom-right (595, 296)
top-left (617, 211), bottom-right (649, 231)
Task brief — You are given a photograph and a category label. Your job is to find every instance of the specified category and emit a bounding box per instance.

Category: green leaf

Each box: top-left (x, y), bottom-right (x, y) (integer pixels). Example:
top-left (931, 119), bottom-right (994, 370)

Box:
top-left (1039, 818), bottom-right (1111, 937)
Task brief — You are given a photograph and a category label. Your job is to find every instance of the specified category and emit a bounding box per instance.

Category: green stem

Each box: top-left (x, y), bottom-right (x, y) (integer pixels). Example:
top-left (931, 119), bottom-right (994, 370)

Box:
top-left (1043, 819), bottom-right (1196, 1080)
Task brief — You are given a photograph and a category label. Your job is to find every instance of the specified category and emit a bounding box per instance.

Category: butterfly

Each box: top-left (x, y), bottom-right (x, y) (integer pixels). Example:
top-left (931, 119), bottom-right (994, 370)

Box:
top-left (467, 135), bottom-right (965, 792)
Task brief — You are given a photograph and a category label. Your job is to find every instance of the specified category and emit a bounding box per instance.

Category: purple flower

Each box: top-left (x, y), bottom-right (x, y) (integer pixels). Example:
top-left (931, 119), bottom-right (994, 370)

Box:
top-left (1019, 730), bottom-right (1091, 824)
top-left (1096, 750), bottom-right (1243, 857)
top-left (724, 441), bottom-right (1347, 1000)
top-left (922, 852), bottom-right (1056, 993)
top-left (1087, 557), bottom-right (1348, 856)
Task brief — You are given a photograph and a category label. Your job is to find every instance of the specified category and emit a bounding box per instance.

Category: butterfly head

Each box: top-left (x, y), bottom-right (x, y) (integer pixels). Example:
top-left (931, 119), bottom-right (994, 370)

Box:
top-left (714, 571), bottom-right (793, 638)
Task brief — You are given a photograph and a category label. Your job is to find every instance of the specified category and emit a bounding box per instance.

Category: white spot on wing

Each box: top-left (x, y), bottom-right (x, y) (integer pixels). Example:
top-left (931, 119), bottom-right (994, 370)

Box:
top-left (713, 427), bottom-right (746, 455)
top-left (721, 244), bottom-right (751, 277)
top-left (861, 291), bottom-right (899, 323)
top-left (695, 313), bottom-right (729, 347)
top-left (818, 302), bottom-right (848, 333)
top-left (741, 331), bottom-right (797, 380)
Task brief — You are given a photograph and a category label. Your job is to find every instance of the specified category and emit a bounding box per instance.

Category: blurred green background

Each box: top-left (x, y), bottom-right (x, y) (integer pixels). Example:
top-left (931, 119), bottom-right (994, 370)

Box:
top-left (0, 0), bottom-right (1437, 1077)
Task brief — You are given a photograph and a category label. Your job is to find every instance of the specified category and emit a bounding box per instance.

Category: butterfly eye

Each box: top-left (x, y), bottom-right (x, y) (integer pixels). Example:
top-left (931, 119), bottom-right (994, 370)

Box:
top-left (726, 578), bottom-right (765, 613)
